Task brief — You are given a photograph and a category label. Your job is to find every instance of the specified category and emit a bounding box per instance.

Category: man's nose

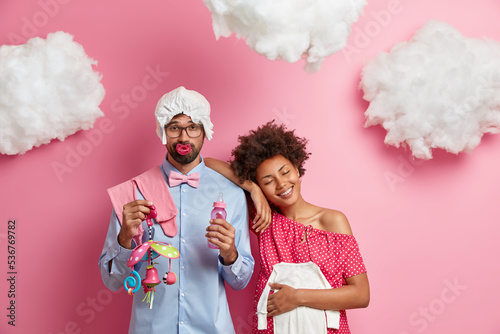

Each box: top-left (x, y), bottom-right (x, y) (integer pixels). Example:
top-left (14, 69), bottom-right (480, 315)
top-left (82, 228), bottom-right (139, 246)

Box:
top-left (178, 128), bottom-right (190, 141)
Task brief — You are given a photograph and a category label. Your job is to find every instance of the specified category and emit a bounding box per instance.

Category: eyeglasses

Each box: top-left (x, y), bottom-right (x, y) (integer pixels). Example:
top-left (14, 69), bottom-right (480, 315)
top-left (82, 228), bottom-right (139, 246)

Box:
top-left (165, 124), bottom-right (203, 138)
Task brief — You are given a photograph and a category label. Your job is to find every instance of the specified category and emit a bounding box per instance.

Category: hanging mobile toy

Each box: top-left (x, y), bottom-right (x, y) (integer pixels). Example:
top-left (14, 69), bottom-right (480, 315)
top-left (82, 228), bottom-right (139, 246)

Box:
top-left (123, 205), bottom-right (180, 309)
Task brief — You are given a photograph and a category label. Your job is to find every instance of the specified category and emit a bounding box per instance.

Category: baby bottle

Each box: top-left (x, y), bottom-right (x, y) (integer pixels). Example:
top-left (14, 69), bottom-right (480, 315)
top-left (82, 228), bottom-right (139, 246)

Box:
top-left (208, 192), bottom-right (226, 249)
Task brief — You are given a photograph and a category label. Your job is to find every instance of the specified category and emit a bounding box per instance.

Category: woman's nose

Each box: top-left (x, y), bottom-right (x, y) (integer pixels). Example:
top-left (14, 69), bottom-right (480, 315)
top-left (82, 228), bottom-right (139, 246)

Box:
top-left (275, 177), bottom-right (286, 189)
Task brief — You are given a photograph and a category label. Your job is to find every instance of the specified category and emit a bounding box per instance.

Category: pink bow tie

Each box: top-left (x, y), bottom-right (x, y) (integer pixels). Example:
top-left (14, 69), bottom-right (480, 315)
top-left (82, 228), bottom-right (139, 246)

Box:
top-left (168, 171), bottom-right (200, 188)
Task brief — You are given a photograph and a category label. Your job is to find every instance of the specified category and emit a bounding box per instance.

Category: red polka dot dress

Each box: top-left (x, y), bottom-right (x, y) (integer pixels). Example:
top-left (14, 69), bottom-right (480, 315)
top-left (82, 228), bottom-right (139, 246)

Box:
top-left (253, 212), bottom-right (367, 333)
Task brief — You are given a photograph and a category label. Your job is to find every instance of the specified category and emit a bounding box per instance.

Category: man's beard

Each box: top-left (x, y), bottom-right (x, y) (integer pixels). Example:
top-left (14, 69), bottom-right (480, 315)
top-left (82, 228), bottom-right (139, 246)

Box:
top-left (167, 142), bottom-right (202, 165)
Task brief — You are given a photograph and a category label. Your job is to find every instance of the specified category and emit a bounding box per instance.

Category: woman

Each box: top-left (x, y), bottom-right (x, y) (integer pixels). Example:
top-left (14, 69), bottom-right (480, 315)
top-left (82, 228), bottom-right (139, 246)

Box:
top-left (205, 121), bottom-right (369, 333)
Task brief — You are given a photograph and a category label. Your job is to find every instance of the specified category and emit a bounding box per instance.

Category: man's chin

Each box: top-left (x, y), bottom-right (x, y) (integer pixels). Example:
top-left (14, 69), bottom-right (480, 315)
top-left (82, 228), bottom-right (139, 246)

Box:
top-left (173, 154), bottom-right (197, 164)
top-left (169, 149), bottom-right (199, 165)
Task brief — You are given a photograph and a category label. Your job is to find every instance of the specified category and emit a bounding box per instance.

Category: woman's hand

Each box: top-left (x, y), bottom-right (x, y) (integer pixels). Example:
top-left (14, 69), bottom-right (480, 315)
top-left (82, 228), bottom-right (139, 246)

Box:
top-left (250, 184), bottom-right (271, 233)
top-left (204, 157), bottom-right (272, 232)
top-left (267, 283), bottom-right (299, 317)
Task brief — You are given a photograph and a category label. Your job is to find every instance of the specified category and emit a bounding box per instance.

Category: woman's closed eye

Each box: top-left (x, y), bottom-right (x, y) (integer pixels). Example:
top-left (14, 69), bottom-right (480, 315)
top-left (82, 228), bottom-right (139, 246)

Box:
top-left (263, 179), bottom-right (273, 185)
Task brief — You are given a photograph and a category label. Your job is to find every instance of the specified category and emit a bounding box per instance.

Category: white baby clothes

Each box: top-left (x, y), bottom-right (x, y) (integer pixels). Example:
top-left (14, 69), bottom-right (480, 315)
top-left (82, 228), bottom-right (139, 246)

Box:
top-left (257, 262), bottom-right (340, 334)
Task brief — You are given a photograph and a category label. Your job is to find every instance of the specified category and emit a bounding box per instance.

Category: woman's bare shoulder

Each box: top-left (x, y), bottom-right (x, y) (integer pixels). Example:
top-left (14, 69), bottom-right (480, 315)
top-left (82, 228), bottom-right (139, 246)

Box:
top-left (318, 208), bottom-right (353, 235)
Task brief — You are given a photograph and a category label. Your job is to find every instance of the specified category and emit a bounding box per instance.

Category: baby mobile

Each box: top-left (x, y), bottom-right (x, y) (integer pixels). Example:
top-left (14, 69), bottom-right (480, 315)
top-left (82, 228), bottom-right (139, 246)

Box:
top-left (124, 205), bottom-right (180, 309)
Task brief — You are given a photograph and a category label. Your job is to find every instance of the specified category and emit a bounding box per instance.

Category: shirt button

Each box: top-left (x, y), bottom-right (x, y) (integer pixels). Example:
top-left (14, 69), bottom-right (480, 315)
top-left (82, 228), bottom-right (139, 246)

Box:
top-left (180, 321), bottom-right (184, 325)
top-left (182, 189), bottom-right (186, 193)
top-left (182, 213), bottom-right (186, 217)
top-left (182, 239), bottom-right (186, 243)
top-left (181, 266), bottom-right (185, 270)
top-left (181, 292), bottom-right (185, 297)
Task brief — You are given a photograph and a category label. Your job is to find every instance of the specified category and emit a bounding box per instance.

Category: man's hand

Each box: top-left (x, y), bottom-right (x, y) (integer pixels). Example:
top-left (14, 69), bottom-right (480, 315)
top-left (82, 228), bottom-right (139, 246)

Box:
top-left (118, 200), bottom-right (153, 249)
top-left (205, 219), bottom-right (238, 265)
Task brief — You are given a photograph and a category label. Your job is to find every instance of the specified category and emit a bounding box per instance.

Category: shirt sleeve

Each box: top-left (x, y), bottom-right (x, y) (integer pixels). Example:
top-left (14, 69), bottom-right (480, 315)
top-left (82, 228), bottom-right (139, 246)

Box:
top-left (256, 266), bottom-right (278, 330)
top-left (311, 264), bottom-right (340, 329)
top-left (98, 209), bottom-right (135, 291)
top-left (219, 189), bottom-right (254, 290)
top-left (343, 236), bottom-right (367, 278)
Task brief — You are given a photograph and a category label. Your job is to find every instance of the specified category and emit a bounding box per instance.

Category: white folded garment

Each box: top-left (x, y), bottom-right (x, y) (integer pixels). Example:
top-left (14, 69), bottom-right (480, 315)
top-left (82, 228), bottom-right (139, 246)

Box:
top-left (257, 262), bottom-right (340, 334)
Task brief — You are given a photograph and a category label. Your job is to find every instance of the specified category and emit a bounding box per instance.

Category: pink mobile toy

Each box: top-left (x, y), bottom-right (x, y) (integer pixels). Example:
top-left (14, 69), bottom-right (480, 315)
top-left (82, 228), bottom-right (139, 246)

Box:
top-left (123, 205), bottom-right (180, 309)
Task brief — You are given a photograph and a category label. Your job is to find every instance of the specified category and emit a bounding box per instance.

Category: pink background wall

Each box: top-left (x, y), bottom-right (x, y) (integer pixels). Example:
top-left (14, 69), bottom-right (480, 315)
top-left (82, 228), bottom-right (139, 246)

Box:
top-left (1, 0), bottom-right (500, 333)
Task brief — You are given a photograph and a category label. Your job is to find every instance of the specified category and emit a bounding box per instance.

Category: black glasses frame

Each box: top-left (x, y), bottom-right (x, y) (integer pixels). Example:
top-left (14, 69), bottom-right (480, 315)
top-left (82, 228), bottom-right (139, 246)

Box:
top-left (165, 124), bottom-right (204, 138)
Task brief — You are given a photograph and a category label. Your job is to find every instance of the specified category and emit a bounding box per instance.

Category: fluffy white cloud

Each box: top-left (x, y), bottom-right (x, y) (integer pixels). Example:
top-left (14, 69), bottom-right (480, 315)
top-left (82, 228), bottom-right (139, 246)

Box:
top-left (0, 31), bottom-right (105, 155)
top-left (360, 20), bottom-right (500, 159)
top-left (203, 0), bottom-right (366, 72)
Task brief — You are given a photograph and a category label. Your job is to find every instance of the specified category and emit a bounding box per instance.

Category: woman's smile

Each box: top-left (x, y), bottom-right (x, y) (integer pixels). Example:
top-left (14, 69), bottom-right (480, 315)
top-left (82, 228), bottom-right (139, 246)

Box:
top-left (278, 186), bottom-right (293, 198)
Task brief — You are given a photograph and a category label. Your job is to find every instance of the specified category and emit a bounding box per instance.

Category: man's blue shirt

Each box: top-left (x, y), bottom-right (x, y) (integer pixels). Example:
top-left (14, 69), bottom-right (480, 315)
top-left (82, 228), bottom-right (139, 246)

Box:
top-left (99, 156), bottom-right (254, 333)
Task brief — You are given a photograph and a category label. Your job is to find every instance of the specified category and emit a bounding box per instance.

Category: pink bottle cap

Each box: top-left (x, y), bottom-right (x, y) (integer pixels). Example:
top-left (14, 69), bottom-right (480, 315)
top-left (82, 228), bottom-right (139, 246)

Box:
top-left (213, 192), bottom-right (226, 208)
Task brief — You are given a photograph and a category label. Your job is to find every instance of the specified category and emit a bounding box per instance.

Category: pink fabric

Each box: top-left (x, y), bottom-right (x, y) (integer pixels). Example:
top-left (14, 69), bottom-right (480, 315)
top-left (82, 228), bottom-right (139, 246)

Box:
top-left (254, 212), bottom-right (367, 334)
top-left (107, 166), bottom-right (178, 245)
top-left (168, 171), bottom-right (200, 188)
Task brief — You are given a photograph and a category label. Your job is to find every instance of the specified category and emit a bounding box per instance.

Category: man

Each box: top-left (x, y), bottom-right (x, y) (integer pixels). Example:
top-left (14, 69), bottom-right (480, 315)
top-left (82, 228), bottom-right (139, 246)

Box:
top-left (98, 86), bottom-right (254, 333)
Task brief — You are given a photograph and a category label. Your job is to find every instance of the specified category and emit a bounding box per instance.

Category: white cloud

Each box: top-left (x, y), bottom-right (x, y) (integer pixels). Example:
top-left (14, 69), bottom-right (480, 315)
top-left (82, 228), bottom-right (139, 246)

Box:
top-left (203, 0), bottom-right (366, 72)
top-left (0, 31), bottom-right (105, 155)
top-left (360, 20), bottom-right (500, 159)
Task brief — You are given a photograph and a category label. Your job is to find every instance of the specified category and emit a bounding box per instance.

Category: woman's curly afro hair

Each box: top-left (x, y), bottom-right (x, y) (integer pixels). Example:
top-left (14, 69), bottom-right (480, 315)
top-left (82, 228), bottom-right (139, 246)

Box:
top-left (230, 121), bottom-right (310, 183)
